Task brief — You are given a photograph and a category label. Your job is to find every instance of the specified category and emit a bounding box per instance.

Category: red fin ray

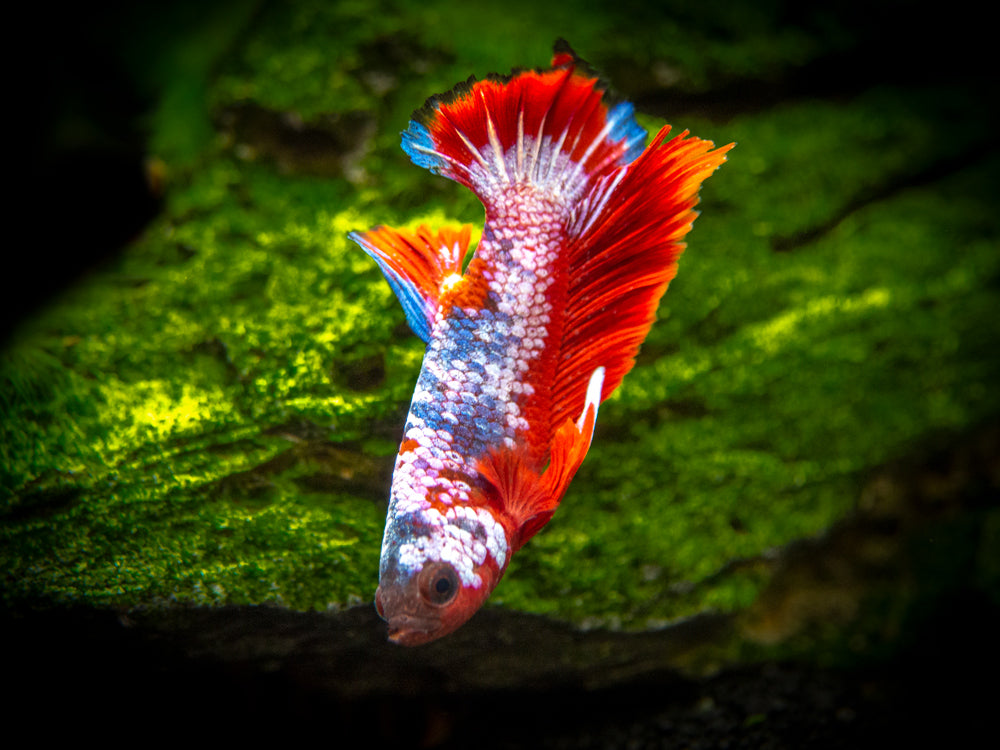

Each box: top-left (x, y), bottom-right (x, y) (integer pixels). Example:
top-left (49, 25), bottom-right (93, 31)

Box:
top-left (476, 445), bottom-right (552, 553)
top-left (551, 128), bottom-right (734, 429)
top-left (477, 368), bottom-right (604, 550)
top-left (348, 224), bottom-right (473, 342)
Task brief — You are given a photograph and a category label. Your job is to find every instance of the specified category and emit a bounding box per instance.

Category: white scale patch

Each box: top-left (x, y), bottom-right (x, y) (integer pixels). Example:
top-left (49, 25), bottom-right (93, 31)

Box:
top-left (469, 132), bottom-right (593, 205)
top-left (395, 505), bottom-right (509, 588)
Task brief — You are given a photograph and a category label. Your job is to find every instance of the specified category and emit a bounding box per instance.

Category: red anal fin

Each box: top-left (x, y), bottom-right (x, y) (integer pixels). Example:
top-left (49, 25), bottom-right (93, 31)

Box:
top-left (551, 128), bottom-right (734, 429)
top-left (478, 368), bottom-right (605, 550)
top-left (348, 224), bottom-right (473, 343)
top-left (476, 445), bottom-right (551, 553)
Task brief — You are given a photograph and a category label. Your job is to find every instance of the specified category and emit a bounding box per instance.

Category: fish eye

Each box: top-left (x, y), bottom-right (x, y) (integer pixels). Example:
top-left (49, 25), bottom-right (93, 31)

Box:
top-left (419, 562), bottom-right (460, 606)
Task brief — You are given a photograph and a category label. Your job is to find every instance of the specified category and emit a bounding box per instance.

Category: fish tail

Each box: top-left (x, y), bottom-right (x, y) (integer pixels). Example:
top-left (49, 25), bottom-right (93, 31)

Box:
top-left (400, 41), bottom-right (647, 210)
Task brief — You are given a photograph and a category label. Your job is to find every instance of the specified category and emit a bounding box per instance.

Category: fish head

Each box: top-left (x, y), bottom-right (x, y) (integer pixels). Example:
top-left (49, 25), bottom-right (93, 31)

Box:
top-left (374, 506), bottom-right (510, 645)
top-left (374, 557), bottom-right (499, 646)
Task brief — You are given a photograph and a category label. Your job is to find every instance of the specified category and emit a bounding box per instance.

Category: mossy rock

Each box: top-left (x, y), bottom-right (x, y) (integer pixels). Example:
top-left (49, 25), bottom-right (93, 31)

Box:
top-left (4, 0), bottom-right (998, 681)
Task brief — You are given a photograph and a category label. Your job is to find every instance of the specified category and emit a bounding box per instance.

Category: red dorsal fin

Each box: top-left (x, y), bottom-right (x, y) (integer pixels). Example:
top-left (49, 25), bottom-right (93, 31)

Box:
top-left (550, 129), bottom-right (734, 429)
top-left (348, 224), bottom-right (473, 342)
top-left (478, 367), bottom-right (605, 550)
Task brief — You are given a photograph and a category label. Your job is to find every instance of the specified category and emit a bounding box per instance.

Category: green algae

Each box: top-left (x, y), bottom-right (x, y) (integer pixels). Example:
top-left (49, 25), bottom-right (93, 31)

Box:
top-left (1, 155), bottom-right (401, 609)
top-left (4, 0), bottom-right (998, 640)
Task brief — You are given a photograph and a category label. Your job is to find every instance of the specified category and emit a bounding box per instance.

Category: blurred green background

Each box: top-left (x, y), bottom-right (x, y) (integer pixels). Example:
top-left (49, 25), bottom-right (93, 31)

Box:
top-left (5, 0), bottom-right (998, 671)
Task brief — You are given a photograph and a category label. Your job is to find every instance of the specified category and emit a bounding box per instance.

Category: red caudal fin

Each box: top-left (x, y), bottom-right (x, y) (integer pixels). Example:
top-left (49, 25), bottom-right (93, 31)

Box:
top-left (550, 128), bottom-right (734, 430)
top-left (400, 41), bottom-right (647, 210)
top-left (348, 224), bottom-right (473, 343)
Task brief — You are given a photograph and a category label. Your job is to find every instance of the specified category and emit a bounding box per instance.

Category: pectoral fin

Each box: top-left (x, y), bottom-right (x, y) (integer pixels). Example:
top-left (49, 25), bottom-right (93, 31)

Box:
top-left (349, 224), bottom-right (473, 342)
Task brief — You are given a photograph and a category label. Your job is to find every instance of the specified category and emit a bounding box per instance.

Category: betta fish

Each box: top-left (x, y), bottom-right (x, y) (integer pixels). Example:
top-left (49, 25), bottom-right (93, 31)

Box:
top-left (349, 41), bottom-right (731, 645)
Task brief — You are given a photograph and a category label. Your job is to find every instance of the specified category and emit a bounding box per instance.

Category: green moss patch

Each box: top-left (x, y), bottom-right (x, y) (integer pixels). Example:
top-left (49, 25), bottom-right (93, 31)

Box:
top-left (4, 1), bottom-right (997, 634)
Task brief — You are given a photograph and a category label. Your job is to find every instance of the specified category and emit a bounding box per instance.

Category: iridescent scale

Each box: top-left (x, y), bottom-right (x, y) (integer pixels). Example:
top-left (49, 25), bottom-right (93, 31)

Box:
top-left (383, 180), bottom-right (576, 589)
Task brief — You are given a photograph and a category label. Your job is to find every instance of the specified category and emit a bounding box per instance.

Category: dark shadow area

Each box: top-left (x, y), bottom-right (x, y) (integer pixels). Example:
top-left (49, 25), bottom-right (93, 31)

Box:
top-left (4, 593), bottom-right (995, 747)
top-left (14, 3), bottom-right (164, 346)
top-left (616, 1), bottom-right (995, 124)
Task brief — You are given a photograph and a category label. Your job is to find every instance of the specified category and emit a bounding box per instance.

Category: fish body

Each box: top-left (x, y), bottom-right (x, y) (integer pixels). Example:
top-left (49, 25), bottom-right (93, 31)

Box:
top-left (349, 42), bottom-right (731, 645)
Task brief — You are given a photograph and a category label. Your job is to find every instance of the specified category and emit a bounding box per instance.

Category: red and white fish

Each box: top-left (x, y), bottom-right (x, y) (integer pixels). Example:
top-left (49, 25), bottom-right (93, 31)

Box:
top-left (350, 41), bottom-right (732, 645)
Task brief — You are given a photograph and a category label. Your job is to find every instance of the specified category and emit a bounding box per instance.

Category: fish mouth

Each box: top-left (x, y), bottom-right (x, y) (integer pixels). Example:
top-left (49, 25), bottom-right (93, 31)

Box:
top-left (385, 613), bottom-right (440, 646)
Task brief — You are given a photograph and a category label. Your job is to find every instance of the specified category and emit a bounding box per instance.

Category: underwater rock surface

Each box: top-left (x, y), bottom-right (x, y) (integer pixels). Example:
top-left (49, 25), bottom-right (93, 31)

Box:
top-left (4, 2), bottom-right (998, 739)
